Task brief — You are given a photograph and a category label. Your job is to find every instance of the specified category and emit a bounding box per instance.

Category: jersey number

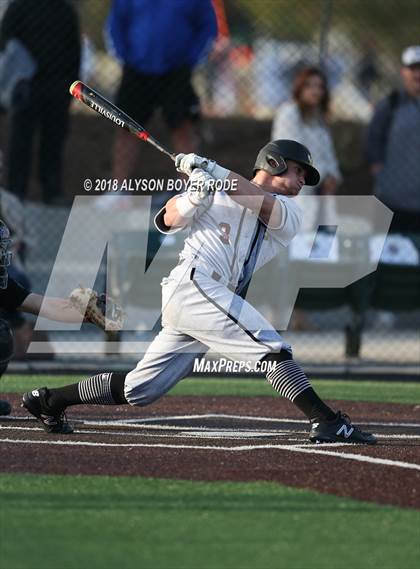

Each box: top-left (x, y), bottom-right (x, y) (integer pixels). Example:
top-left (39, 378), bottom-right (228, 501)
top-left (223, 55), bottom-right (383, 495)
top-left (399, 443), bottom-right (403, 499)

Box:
top-left (218, 223), bottom-right (231, 244)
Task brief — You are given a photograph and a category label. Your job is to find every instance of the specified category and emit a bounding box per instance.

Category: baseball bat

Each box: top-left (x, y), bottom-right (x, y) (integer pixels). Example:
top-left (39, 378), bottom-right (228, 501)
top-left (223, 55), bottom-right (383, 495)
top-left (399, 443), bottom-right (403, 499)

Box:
top-left (69, 80), bottom-right (176, 162)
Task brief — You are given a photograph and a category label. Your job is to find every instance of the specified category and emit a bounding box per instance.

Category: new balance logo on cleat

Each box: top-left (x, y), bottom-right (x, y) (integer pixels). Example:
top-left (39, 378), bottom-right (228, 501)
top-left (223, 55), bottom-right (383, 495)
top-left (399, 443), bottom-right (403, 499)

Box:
top-left (336, 424), bottom-right (354, 438)
top-left (309, 411), bottom-right (377, 445)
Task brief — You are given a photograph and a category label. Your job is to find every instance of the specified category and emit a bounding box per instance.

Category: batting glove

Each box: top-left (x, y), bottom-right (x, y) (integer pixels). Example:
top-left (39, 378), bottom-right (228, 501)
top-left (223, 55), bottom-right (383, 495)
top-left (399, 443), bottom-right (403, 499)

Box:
top-left (187, 168), bottom-right (215, 206)
top-left (175, 153), bottom-right (230, 180)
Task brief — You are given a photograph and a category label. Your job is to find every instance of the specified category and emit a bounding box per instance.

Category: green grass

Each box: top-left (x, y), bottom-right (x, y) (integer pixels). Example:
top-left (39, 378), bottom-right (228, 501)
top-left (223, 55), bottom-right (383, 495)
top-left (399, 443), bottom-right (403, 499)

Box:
top-left (1, 473), bottom-right (418, 569)
top-left (1, 374), bottom-right (419, 404)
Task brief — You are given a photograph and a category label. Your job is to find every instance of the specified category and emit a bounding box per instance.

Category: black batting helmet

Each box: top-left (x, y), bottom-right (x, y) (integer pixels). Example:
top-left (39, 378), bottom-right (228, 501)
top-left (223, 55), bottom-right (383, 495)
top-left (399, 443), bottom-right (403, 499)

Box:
top-left (0, 319), bottom-right (13, 377)
top-left (253, 139), bottom-right (320, 186)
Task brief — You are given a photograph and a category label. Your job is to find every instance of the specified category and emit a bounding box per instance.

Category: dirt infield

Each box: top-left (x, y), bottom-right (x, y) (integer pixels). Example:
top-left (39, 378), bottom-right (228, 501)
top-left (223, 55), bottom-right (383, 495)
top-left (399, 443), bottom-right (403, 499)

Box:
top-left (1, 394), bottom-right (419, 509)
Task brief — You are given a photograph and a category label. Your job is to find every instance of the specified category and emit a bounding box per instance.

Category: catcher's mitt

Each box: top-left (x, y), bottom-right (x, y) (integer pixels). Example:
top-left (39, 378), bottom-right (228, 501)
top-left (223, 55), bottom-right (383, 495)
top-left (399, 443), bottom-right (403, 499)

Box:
top-left (68, 286), bottom-right (124, 331)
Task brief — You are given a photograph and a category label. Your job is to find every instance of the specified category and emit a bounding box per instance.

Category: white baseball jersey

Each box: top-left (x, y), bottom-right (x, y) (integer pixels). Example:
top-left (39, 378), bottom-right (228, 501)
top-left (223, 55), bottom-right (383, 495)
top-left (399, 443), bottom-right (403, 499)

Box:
top-left (155, 189), bottom-right (302, 292)
top-left (124, 188), bottom-right (303, 406)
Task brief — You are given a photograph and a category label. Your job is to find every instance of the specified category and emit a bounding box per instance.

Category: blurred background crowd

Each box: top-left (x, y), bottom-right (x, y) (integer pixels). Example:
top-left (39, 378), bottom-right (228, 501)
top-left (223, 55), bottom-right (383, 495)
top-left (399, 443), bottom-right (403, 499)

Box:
top-left (0, 0), bottom-right (418, 374)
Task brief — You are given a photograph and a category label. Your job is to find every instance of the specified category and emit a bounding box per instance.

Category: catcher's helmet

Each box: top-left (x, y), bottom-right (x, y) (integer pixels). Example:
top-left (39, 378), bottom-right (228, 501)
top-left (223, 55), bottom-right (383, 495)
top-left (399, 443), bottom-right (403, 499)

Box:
top-left (0, 319), bottom-right (13, 377)
top-left (0, 220), bottom-right (11, 289)
top-left (253, 139), bottom-right (320, 186)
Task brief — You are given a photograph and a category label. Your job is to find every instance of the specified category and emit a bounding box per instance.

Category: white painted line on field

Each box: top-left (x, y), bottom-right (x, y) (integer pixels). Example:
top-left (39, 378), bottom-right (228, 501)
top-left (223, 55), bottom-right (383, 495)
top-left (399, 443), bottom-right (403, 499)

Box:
top-left (3, 416), bottom-right (295, 432)
top-left (179, 430), bottom-right (280, 438)
top-left (78, 422), bottom-right (294, 433)
top-left (0, 437), bottom-right (287, 451)
top-left (358, 421), bottom-right (420, 428)
top-left (74, 414), bottom-right (420, 429)
top-left (376, 433), bottom-right (420, 439)
top-left (0, 423), bottom-right (291, 436)
top-left (3, 414), bottom-right (420, 429)
top-left (94, 413), bottom-right (420, 429)
top-left (0, 424), bottom-right (290, 440)
top-left (2, 424), bottom-right (420, 441)
top-left (287, 445), bottom-right (420, 471)
top-left (78, 414), bottom-right (290, 427)
top-left (2, 437), bottom-right (420, 471)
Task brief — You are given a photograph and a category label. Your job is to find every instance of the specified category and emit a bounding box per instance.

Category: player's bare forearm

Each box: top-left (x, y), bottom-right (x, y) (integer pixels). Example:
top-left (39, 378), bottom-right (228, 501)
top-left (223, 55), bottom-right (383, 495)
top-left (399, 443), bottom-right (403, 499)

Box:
top-left (225, 172), bottom-right (282, 228)
top-left (19, 293), bottom-right (83, 322)
top-left (163, 196), bottom-right (190, 229)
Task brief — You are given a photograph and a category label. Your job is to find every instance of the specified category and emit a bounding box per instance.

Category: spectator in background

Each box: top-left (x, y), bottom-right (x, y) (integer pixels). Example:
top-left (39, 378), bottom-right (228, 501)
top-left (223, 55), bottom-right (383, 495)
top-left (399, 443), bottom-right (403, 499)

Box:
top-left (366, 46), bottom-right (420, 233)
top-left (0, 0), bottom-right (80, 204)
top-left (271, 66), bottom-right (342, 229)
top-left (106, 0), bottom-right (217, 187)
top-left (271, 66), bottom-right (342, 331)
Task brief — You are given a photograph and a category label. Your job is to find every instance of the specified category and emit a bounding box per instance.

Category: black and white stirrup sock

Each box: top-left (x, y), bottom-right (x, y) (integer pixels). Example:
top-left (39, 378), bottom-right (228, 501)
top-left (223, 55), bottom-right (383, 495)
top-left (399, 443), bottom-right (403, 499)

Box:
top-left (79, 373), bottom-right (115, 405)
top-left (266, 359), bottom-right (311, 401)
top-left (266, 359), bottom-right (336, 423)
top-left (46, 372), bottom-right (128, 411)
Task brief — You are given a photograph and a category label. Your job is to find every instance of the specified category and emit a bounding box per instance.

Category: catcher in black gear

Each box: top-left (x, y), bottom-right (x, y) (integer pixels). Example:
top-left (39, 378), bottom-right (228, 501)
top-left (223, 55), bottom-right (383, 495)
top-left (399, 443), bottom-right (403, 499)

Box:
top-left (0, 219), bottom-right (122, 415)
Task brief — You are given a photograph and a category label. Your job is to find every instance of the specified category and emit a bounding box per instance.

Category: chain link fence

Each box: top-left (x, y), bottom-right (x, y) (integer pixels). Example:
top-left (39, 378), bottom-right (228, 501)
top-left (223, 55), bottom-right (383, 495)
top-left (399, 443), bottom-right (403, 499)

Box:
top-left (0, 0), bottom-right (419, 372)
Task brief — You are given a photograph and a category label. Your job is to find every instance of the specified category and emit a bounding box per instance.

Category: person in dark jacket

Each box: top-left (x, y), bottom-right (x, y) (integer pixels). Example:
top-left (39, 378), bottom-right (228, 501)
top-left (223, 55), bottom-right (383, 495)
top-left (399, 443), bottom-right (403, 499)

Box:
top-left (365, 46), bottom-right (420, 233)
top-left (0, 0), bottom-right (81, 204)
top-left (106, 0), bottom-right (217, 185)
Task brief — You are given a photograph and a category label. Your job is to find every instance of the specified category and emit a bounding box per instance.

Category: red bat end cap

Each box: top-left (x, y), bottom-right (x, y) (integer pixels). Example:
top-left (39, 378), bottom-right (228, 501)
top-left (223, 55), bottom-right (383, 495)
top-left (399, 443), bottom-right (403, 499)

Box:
top-left (137, 131), bottom-right (149, 141)
top-left (69, 80), bottom-right (83, 100)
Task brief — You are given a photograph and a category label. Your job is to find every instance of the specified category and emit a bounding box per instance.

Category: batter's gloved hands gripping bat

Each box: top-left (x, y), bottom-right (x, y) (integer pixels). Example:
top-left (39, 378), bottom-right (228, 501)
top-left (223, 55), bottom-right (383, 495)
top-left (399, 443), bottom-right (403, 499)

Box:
top-left (187, 168), bottom-right (216, 207)
top-left (175, 153), bottom-right (230, 180)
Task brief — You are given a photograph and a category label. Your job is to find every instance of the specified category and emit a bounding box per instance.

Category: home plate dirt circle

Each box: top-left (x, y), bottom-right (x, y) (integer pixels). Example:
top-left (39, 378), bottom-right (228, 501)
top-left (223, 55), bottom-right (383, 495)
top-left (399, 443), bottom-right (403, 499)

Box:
top-left (1, 394), bottom-right (419, 509)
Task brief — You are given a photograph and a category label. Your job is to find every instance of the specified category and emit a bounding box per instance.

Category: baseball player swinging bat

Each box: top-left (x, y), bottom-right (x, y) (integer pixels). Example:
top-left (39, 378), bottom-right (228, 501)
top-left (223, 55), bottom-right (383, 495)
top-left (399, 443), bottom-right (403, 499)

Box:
top-left (69, 80), bottom-right (176, 162)
top-left (21, 132), bottom-right (377, 444)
